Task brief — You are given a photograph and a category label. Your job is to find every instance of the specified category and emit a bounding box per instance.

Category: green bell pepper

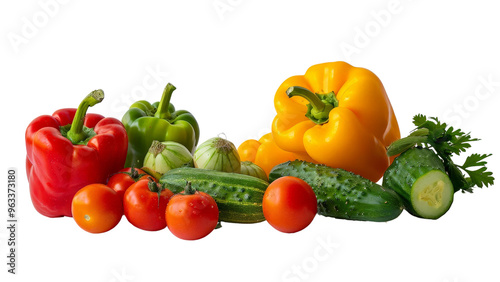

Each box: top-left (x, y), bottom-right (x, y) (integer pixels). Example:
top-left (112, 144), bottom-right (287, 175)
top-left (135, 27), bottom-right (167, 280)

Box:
top-left (122, 83), bottom-right (200, 168)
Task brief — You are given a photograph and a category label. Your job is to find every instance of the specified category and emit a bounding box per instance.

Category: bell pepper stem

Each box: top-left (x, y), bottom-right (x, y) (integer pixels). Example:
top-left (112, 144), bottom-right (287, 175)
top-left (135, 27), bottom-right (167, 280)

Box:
top-left (154, 83), bottom-right (176, 120)
top-left (66, 89), bottom-right (104, 144)
top-left (286, 86), bottom-right (338, 125)
top-left (286, 86), bottom-right (325, 111)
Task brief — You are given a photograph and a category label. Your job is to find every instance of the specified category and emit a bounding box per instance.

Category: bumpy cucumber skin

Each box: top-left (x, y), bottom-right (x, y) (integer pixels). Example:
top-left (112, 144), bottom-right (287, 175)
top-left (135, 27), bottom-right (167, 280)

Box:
top-left (269, 161), bottom-right (404, 222)
top-left (382, 147), bottom-right (452, 218)
top-left (160, 167), bottom-right (268, 223)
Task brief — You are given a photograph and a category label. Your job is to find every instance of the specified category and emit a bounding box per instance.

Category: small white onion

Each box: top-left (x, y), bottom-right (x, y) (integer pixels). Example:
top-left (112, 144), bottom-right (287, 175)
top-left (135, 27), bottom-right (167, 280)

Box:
top-left (194, 137), bottom-right (241, 173)
top-left (240, 161), bottom-right (268, 182)
top-left (143, 140), bottom-right (193, 175)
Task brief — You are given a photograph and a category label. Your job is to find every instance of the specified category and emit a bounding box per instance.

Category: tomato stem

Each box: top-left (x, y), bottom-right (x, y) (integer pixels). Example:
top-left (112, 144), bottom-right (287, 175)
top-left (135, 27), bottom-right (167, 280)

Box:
top-left (184, 181), bottom-right (196, 195)
top-left (114, 167), bottom-right (147, 182)
top-left (146, 177), bottom-right (165, 208)
top-left (129, 167), bottom-right (140, 179)
top-left (147, 177), bottom-right (159, 192)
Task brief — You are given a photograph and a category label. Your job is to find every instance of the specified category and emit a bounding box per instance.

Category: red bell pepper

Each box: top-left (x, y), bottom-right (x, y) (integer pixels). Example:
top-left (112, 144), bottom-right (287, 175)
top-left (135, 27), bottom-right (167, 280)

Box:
top-left (25, 90), bottom-right (128, 218)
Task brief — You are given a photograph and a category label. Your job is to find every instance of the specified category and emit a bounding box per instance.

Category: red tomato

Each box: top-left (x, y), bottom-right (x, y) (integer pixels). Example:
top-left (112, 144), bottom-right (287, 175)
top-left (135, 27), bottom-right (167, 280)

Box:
top-left (262, 176), bottom-right (317, 233)
top-left (166, 183), bottom-right (219, 240)
top-left (107, 167), bottom-right (152, 199)
top-left (124, 178), bottom-right (173, 231)
top-left (71, 184), bottom-right (123, 234)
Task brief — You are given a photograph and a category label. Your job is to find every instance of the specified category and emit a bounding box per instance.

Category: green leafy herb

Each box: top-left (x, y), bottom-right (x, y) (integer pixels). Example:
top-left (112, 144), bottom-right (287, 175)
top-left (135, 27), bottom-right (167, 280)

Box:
top-left (387, 114), bottom-right (494, 193)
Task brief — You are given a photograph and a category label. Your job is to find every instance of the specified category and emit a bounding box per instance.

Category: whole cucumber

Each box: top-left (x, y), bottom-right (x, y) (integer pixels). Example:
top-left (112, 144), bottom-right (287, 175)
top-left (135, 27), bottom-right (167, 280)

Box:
top-left (160, 167), bottom-right (268, 223)
top-left (269, 160), bottom-right (404, 222)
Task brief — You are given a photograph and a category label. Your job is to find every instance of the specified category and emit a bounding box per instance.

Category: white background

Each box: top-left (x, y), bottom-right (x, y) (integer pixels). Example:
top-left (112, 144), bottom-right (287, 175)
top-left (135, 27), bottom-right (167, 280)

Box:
top-left (1, 1), bottom-right (500, 281)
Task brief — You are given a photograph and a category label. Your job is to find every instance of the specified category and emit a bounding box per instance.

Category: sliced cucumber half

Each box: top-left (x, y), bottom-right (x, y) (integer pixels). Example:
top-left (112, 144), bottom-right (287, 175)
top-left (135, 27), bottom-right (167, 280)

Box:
top-left (410, 170), bottom-right (454, 219)
top-left (383, 147), bottom-right (455, 219)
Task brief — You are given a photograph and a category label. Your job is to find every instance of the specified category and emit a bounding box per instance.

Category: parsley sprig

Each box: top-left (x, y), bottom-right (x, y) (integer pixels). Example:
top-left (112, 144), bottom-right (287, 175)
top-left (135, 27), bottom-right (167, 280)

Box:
top-left (387, 114), bottom-right (494, 193)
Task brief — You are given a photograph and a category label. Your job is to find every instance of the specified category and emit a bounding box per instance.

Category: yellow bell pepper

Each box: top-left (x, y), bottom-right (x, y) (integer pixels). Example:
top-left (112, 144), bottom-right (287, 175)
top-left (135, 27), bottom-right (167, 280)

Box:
top-left (238, 139), bottom-right (261, 163)
top-left (272, 61), bottom-right (400, 182)
top-left (238, 133), bottom-right (315, 176)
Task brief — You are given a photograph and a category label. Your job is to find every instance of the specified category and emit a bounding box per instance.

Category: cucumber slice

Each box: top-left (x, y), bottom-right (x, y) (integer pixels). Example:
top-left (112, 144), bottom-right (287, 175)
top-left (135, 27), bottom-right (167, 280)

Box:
top-left (410, 170), bottom-right (454, 219)
top-left (383, 147), bottom-right (454, 219)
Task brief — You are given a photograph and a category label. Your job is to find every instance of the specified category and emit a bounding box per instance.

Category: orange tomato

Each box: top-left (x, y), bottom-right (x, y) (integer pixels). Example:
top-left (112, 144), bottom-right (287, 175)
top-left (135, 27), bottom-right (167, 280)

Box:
top-left (71, 184), bottom-right (123, 234)
top-left (262, 176), bottom-right (317, 233)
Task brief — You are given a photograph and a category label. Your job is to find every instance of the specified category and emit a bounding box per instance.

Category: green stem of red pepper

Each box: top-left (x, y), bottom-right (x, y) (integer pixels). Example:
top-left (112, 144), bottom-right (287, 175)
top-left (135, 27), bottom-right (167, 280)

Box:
top-left (154, 83), bottom-right (176, 120)
top-left (66, 90), bottom-right (104, 144)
